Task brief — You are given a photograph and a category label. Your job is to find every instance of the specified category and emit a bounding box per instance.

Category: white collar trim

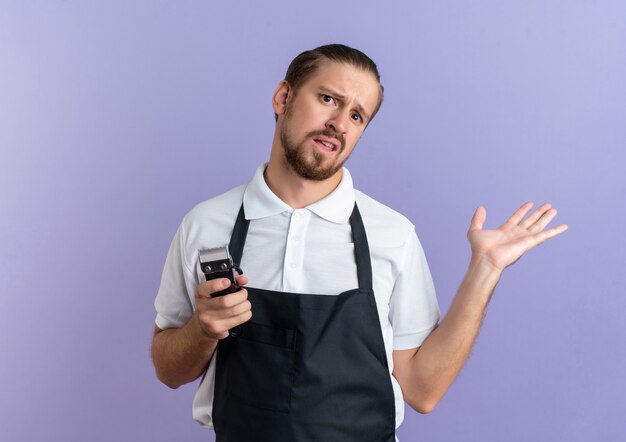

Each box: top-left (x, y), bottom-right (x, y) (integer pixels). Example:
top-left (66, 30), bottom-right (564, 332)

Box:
top-left (243, 163), bottom-right (355, 224)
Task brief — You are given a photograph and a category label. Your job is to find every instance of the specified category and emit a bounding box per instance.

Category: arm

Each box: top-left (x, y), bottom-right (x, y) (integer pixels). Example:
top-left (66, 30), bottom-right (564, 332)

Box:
top-left (393, 256), bottom-right (500, 413)
top-left (151, 275), bottom-right (251, 389)
top-left (393, 202), bottom-right (568, 413)
top-left (151, 320), bottom-right (218, 389)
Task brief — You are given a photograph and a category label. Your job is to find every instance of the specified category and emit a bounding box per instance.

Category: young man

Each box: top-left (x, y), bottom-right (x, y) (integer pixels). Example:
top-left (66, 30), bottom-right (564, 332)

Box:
top-left (151, 44), bottom-right (568, 441)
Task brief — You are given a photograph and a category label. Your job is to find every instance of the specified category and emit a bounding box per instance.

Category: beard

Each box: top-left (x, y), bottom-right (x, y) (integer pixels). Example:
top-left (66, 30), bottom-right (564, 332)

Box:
top-left (279, 107), bottom-right (350, 181)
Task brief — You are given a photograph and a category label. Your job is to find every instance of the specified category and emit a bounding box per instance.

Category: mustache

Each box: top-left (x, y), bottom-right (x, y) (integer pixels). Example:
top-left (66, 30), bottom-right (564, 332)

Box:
top-left (306, 129), bottom-right (345, 150)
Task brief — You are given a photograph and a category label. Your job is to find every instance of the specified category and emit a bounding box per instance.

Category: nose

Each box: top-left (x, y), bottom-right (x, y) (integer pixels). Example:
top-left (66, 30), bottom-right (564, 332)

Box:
top-left (325, 108), bottom-right (350, 134)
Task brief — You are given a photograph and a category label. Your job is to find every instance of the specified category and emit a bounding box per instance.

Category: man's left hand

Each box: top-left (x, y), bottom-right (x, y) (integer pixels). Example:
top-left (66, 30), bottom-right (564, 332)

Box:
top-left (467, 201), bottom-right (569, 272)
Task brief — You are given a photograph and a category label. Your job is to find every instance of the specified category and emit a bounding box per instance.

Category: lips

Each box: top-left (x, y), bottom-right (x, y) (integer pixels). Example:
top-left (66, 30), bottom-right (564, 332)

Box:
top-left (312, 136), bottom-right (339, 152)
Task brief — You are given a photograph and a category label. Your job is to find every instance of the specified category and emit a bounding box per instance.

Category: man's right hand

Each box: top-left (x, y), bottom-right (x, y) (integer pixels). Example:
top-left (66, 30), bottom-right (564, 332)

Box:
top-left (194, 275), bottom-right (252, 340)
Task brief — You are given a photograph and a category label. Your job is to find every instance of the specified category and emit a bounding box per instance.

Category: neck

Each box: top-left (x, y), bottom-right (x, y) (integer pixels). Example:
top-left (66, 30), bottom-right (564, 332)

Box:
top-left (265, 146), bottom-right (343, 209)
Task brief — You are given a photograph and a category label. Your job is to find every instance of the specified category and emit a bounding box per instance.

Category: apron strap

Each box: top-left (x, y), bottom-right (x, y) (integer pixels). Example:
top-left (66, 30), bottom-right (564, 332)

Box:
top-left (229, 204), bottom-right (249, 267)
top-left (228, 202), bottom-right (374, 290)
top-left (349, 203), bottom-right (373, 290)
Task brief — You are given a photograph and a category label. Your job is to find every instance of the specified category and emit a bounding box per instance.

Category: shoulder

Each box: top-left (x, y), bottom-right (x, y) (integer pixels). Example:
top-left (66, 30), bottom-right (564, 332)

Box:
top-left (180, 184), bottom-right (246, 242)
top-left (354, 190), bottom-right (415, 247)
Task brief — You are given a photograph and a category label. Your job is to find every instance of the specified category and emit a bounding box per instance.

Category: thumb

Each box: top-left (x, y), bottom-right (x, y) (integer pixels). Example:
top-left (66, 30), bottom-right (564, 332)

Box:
top-left (469, 205), bottom-right (487, 231)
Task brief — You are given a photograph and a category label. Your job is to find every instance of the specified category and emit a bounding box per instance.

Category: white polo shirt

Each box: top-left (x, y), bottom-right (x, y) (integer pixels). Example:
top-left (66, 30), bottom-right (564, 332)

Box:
top-left (155, 163), bottom-right (440, 433)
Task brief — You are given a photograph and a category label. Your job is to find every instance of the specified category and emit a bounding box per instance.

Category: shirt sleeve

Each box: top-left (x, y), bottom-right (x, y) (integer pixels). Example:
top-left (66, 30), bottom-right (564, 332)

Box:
top-left (389, 228), bottom-right (440, 350)
top-left (154, 222), bottom-right (196, 330)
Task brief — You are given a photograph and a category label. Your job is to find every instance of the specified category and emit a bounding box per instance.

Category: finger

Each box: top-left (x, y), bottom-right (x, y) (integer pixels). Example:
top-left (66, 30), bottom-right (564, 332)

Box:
top-left (528, 208), bottom-right (558, 234)
top-left (530, 223), bottom-right (569, 247)
top-left (235, 275), bottom-right (249, 286)
top-left (205, 309), bottom-right (253, 334)
top-left (196, 297), bottom-right (252, 335)
top-left (224, 309), bottom-right (253, 329)
top-left (520, 203), bottom-right (552, 229)
top-left (227, 299), bottom-right (252, 318)
top-left (507, 201), bottom-right (533, 225)
top-left (212, 289), bottom-right (249, 309)
top-left (196, 278), bottom-right (232, 299)
top-left (469, 206), bottom-right (487, 231)
top-left (201, 295), bottom-right (252, 320)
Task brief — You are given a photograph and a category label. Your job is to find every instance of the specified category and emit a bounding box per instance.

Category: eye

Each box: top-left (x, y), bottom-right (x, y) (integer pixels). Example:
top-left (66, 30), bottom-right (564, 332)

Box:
top-left (321, 94), bottom-right (335, 104)
top-left (351, 113), bottom-right (362, 123)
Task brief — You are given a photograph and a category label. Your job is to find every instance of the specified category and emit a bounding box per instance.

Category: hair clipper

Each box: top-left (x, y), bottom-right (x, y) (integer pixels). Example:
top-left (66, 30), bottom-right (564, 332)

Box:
top-left (198, 246), bottom-right (243, 297)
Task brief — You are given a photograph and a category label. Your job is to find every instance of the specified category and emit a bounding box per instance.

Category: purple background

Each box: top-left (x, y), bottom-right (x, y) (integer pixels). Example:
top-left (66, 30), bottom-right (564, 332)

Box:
top-left (1, 1), bottom-right (624, 441)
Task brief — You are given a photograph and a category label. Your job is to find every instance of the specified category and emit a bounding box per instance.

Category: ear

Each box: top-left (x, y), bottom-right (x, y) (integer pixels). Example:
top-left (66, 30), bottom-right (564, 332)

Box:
top-left (272, 80), bottom-right (291, 116)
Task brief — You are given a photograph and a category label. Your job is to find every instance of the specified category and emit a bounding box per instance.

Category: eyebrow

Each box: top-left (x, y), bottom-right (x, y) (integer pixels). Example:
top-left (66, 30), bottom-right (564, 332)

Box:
top-left (319, 86), bottom-right (372, 123)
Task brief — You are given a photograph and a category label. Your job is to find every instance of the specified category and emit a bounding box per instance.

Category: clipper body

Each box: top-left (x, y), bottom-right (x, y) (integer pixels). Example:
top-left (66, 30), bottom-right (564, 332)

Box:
top-left (198, 246), bottom-right (243, 297)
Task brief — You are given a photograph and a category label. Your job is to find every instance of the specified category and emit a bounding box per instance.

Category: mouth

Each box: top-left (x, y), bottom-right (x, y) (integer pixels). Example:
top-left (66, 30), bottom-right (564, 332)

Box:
top-left (312, 137), bottom-right (339, 153)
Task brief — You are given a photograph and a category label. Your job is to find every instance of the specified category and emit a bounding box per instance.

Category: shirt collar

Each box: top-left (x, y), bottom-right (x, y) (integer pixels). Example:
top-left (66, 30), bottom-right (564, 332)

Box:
top-left (243, 163), bottom-right (355, 224)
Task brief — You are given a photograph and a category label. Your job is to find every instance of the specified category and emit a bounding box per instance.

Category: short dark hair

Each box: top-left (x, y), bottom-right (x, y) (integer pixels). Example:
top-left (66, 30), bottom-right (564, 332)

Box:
top-left (275, 43), bottom-right (384, 123)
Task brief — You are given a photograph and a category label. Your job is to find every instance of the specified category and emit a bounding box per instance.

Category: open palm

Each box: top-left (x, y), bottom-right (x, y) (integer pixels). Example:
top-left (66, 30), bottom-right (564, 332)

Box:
top-left (467, 202), bottom-right (569, 272)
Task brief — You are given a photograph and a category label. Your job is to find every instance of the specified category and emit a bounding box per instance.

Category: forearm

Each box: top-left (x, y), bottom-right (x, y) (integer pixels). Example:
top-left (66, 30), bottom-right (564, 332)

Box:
top-left (407, 256), bottom-right (502, 411)
top-left (151, 314), bottom-right (219, 389)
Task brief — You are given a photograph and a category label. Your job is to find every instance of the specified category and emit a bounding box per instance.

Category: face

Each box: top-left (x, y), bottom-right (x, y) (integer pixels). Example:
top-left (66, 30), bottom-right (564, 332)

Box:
top-left (276, 61), bottom-right (381, 181)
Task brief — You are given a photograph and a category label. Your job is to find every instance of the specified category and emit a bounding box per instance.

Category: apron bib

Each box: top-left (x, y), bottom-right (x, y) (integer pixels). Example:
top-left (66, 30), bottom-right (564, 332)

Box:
top-left (212, 203), bottom-right (396, 441)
